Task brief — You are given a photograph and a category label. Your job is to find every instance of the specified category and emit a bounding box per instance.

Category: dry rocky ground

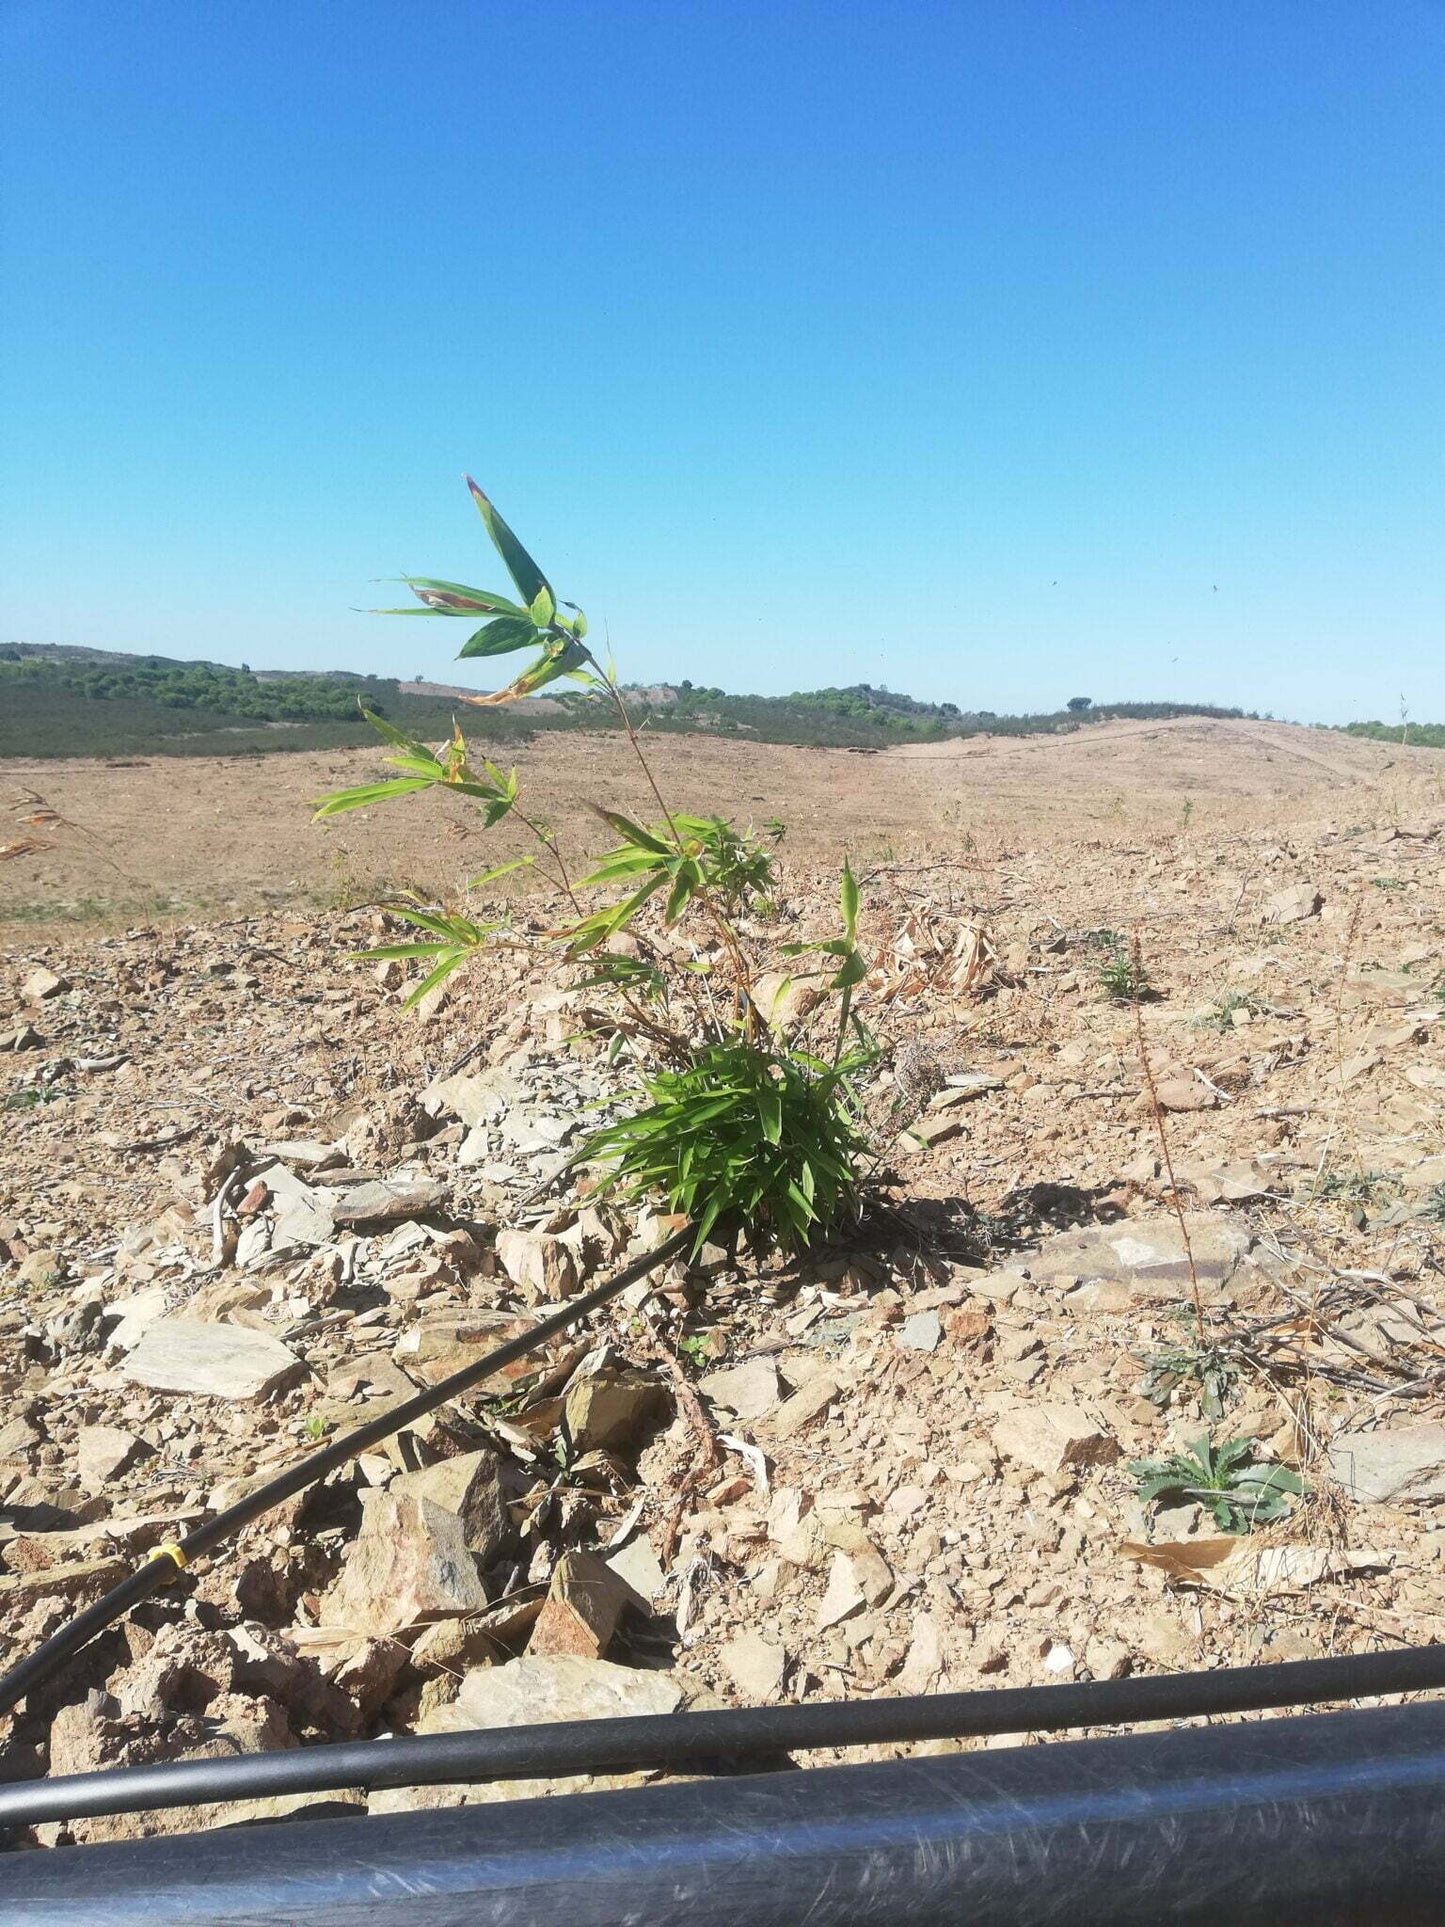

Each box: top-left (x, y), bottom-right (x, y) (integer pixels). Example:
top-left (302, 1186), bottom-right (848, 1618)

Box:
top-left (0, 719), bottom-right (1443, 1846)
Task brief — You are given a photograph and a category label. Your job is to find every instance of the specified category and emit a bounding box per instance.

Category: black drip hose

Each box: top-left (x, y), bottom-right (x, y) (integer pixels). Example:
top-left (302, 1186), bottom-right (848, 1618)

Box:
top-left (0, 1227), bottom-right (695, 1720)
top-left (9, 1704), bottom-right (1445, 1926)
top-left (4, 1638), bottom-right (1445, 1828)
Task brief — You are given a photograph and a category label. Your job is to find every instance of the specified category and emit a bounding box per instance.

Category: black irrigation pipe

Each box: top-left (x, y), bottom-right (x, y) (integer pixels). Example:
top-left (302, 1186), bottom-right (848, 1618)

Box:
top-left (10, 1704), bottom-right (1445, 1926)
top-left (5, 1640), bottom-right (1445, 1829)
top-left (0, 1226), bottom-right (696, 1722)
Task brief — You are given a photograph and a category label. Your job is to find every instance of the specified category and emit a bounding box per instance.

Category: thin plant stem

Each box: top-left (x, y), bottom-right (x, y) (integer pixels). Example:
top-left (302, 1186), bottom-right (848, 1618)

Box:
top-left (586, 653), bottom-right (757, 1021)
top-left (513, 806), bottom-right (585, 918)
top-left (1311, 886), bottom-right (1366, 1194)
top-left (1130, 932), bottom-right (1206, 1345)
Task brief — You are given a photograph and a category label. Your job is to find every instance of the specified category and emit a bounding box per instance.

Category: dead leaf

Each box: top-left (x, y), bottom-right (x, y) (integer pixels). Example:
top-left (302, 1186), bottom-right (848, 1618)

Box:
top-left (1120, 1537), bottom-right (1241, 1585)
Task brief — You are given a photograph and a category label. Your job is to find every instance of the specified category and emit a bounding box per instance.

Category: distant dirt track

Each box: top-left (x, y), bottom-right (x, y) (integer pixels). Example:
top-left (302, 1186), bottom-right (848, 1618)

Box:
top-left (3, 717), bottom-right (1441, 932)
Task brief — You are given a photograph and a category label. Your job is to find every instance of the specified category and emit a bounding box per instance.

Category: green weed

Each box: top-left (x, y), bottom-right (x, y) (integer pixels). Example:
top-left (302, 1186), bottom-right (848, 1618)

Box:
top-left (1129, 1436), bottom-right (1302, 1533)
top-left (1138, 1341), bottom-right (1240, 1421)
top-left (1193, 990), bottom-right (1265, 1032)
top-left (1096, 939), bottom-right (1153, 1002)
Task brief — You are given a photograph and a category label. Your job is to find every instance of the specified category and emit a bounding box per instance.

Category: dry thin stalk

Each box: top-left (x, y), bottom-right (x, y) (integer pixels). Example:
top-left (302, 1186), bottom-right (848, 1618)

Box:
top-left (1312, 885), bottom-right (1367, 1192)
top-left (635, 1305), bottom-right (723, 1563)
top-left (1129, 932), bottom-right (1206, 1342)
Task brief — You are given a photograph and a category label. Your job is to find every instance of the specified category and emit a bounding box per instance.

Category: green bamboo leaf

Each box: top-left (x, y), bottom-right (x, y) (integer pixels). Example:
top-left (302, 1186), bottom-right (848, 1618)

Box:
top-left (399, 577), bottom-right (529, 617)
top-left (663, 859), bottom-right (700, 925)
top-left (563, 875), bottom-right (667, 957)
top-left (311, 776), bottom-right (433, 821)
top-left (467, 857), bottom-right (534, 889)
top-left (400, 947), bottom-right (470, 1011)
top-left (354, 941), bottom-right (452, 961)
top-left (530, 585), bottom-right (556, 628)
top-left (358, 706), bottom-right (434, 752)
top-left (591, 809), bottom-right (673, 854)
top-left (381, 750), bottom-right (449, 779)
top-left (580, 849), bottom-right (664, 884)
top-left (463, 639), bottom-right (588, 705)
top-left (840, 860), bottom-right (860, 945)
top-left (457, 615), bottom-right (541, 659)
top-left (465, 476), bottom-right (552, 606)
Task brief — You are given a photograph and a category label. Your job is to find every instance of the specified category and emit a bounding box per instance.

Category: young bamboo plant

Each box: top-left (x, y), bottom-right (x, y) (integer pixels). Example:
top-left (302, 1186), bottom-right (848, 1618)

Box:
top-left (314, 478), bottom-right (877, 1257)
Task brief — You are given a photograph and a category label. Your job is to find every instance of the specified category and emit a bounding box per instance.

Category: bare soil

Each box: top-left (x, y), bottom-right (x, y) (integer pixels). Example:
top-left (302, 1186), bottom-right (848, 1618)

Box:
top-left (2, 713), bottom-right (1444, 1844)
top-left (4, 716), bottom-right (1440, 936)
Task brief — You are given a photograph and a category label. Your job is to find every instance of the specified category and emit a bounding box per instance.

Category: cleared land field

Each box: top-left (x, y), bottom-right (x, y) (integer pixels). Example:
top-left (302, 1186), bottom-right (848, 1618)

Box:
top-left (3, 715), bottom-right (1440, 935)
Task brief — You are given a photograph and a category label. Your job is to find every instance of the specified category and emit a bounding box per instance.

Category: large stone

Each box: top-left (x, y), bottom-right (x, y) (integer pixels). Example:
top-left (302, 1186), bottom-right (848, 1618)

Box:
top-left (898, 1310), bottom-right (943, 1352)
top-left (605, 1532), bottom-right (666, 1603)
top-left (528, 1550), bottom-right (635, 1659)
top-left (897, 1613), bottom-right (946, 1694)
top-left (991, 1402), bottom-right (1120, 1477)
top-left (0, 1416), bottom-right (41, 1463)
top-left (1264, 882), bottom-right (1322, 925)
top-left (331, 1638), bottom-right (409, 1719)
top-left (331, 1178), bottom-right (447, 1226)
top-left (394, 1311), bottom-right (538, 1391)
top-left (104, 1285), bottom-right (172, 1352)
top-left (76, 1425), bottom-right (150, 1486)
top-left (390, 1449), bottom-right (507, 1564)
top-left (499, 1110), bottom-right (574, 1154)
top-left (698, 1357), bottom-right (784, 1423)
top-left (253, 1138), bottom-right (342, 1170)
top-left (21, 967), bottom-right (69, 1002)
top-left (321, 1491), bottom-right (488, 1636)
top-left (814, 1550), bottom-right (867, 1631)
top-left (124, 1320), bottom-right (304, 1401)
top-left (1028, 1216), bottom-right (1257, 1305)
top-left (495, 1228), bottom-right (578, 1303)
top-left (447, 1653), bottom-right (683, 1731)
top-left (765, 1371), bottom-right (841, 1440)
top-left (0, 1557), bottom-right (128, 1608)
top-left (822, 1526), bottom-right (894, 1606)
top-left (720, 1629), bottom-right (787, 1700)
top-left (1328, 1424), bottom-right (1445, 1505)
top-left (750, 972), bottom-right (822, 1032)
top-left (423, 1069), bottom-right (525, 1128)
top-left (260, 1166), bottom-right (338, 1249)
top-left (563, 1366), bottom-right (666, 1452)
top-left (768, 1488), bottom-right (825, 1569)
top-left (1151, 1078), bottom-right (1218, 1113)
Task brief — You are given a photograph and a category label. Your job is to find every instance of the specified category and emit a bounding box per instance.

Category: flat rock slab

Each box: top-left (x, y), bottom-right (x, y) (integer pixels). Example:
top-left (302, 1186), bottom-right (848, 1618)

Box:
top-left (499, 1111), bottom-right (574, 1154)
top-left (253, 1139), bottom-right (342, 1170)
top-left (720, 1629), bottom-right (787, 1699)
top-left (447, 1653), bottom-right (683, 1730)
top-left (992, 1401), bottom-right (1121, 1476)
top-left (698, 1357), bottom-right (785, 1423)
top-left (423, 1069), bottom-right (526, 1128)
top-left (124, 1319), bottom-right (304, 1400)
top-left (331, 1178), bottom-right (448, 1225)
top-left (1032, 1215), bottom-right (1257, 1304)
top-left (898, 1310), bottom-right (943, 1352)
top-left (1329, 1424), bottom-right (1445, 1504)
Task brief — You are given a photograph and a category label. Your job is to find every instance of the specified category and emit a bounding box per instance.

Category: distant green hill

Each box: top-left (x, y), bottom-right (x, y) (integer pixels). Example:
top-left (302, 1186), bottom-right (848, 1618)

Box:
top-left (1, 642), bottom-right (1254, 758)
top-left (1337, 719), bottom-right (1445, 750)
top-left (0, 646), bottom-right (539, 757)
top-left (556, 682), bottom-right (1252, 748)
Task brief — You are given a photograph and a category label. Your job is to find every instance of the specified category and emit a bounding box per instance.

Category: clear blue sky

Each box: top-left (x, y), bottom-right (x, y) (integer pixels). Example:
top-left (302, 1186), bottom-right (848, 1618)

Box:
top-left (2, 1), bottom-right (1441, 723)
